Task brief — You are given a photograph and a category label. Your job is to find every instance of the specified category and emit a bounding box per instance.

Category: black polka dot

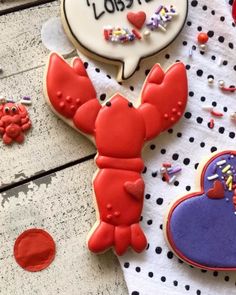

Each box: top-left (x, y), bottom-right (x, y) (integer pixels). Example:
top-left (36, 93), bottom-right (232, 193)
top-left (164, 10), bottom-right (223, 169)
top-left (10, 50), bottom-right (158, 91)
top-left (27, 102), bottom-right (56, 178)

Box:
top-left (200, 142), bottom-right (205, 147)
top-left (152, 172), bottom-right (158, 177)
top-left (185, 285), bottom-right (190, 291)
top-left (168, 129), bottom-right (173, 134)
top-left (106, 74), bottom-right (111, 79)
top-left (191, 0), bottom-right (198, 7)
top-left (189, 137), bottom-right (194, 142)
top-left (211, 55), bottom-right (216, 60)
top-left (165, 54), bottom-right (170, 59)
top-left (219, 127), bottom-right (225, 134)
top-left (196, 290), bottom-right (201, 295)
top-left (172, 153), bottom-right (179, 160)
top-left (197, 117), bottom-right (203, 124)
top-left (212, 101), bottom-right (217, 107)
top-left (183, 158), bottom-right (190, 165)
top-left (225, 276), bottom-right (230, 282)
top-left (195, 163), bottom-right (199, 169)
top-left (200, 96), bottom-right (206, 102)
top-left (189, 91), bottom-right (194, 97)
top-left (106, 101), bottom-right (111, 107)
top-left (187, 21), bottom-right (192, 26)
top-left (155, 247), bottom-right (162, 254)
top-left (135, 267), bottom-right (141, 272)
top-left (147, 220), bottom-right (153, 225)
top-left (142, 166), bottom-right (147, 174)
top-left (161, 276), bottom-right (166, 282)
top-left (229, 132), bottom-right (235, 139)
top-left (213, 271), bottom-right (218, 277)
top-left (150, 144), bottom-right (156, 150)
top-left (186, 64), bottom-right (191, 70)
top-left (173, 280), bottom-right (178, 286)
top-left (100, 93), bottom-right (106, 101)
top-left (197, 69), bottom-right (203, 77)
top-left (145, 69), bottom-right (150, 76)
top-left (202, 5), bottom-right (207, 10)
top-left (223, 107), bottom-right (228, 112)
top-left (95, 68), bottom-right (100, 72)
top-left (148, 272), bottom-right (154, 278)
top-left (156, 198), bottom-right (164, 205)
top-left (130, 86), bottom-right (134, 91)
top-left (177, 132), bottom-right (182, 138)
top-left (183, 41), bottom-right (188, 46)
top-left (220, 16), bottom-right (225, 21)
top-left (207, 31), bottom-right (214, 38)
top-left (223, 60), bottom-right (228, 66)
top-left (83, 62), bottom-right (88, 68)
top-left (167, 251), bottom-right (174, 259)
top-left (186, 185), bottom-right (191, 191)
top-left (211, 146), bottom-right (217, 153)
top-left (124, 262), bottom-right (130, 268)
top-left (178, 259), bottom-right (184, 264)
top-left (161, 149), bottom-right (166, 154)
top-left (197, 26), bottom-right (202, 31)
top-left (174, 181), bottom-right (179, 187)
top-left (211, 10), bottom-right (215, 15)
top-left (185, 112), bottom-right (192, 119)
top-left (131, 292), bottom-right (139, 295)
top-left (229, 42), bottom-right (234, 49)
top-left (160, 224), bottom-right (163, 230)
top-left (218, 36), bottom-right (225, 43)
top-left (145, 194), bottom-right (151, 200)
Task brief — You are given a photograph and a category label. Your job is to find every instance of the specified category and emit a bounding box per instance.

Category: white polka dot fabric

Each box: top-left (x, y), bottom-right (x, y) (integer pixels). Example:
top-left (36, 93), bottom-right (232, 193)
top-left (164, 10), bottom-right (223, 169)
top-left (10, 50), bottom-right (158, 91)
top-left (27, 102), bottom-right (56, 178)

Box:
top-left (78, 0), bottom-right (236, 294)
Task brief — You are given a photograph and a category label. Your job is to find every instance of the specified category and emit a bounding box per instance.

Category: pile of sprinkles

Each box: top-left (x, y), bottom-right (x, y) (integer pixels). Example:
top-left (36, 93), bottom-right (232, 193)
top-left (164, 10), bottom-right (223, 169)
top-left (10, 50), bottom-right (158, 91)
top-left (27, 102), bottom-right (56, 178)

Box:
top-left (160, 162), bottom-right (182, 184)
top-left (207, 155), bottom-right (236, 193)
top-left (146, 5), bottom-right (177, 32)
top-left (104, 27), bottom-right (139, 43)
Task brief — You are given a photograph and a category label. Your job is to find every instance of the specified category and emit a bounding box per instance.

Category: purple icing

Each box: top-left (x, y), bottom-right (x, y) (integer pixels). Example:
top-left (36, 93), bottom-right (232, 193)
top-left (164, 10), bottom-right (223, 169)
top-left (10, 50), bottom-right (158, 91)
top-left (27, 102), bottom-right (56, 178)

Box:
top-left (169, 151), bottom-right (236, 268)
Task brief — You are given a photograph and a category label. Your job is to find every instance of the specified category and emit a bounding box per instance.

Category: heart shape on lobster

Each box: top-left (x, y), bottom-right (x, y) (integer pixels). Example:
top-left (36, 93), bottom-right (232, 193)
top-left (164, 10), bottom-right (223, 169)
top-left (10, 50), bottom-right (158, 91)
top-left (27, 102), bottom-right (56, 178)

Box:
top-left (165, 151), bottom-right (236, 270)
top-left (44, 53), bottom-right (188, 255)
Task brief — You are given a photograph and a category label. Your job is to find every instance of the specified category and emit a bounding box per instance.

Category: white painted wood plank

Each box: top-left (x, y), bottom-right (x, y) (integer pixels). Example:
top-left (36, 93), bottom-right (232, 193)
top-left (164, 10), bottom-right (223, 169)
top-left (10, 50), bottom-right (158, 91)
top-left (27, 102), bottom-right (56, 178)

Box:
top-left (0, 1), bottom-right (60, 78)
top-left (0, 0), bottom-right (57, 12)
top-left (0, 160), bottom-right (127, 294)
top-left (0, 65), bottom-right (96, 186)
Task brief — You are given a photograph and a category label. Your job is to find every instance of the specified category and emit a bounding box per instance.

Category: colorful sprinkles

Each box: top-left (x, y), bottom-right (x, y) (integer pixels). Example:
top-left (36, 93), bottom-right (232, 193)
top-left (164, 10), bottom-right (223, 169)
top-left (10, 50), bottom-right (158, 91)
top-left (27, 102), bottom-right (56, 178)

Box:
top-left (207, 155), bottom-right (236, 194)
top-left (146, 5), bottom-right (177, 32)
top-left (160, 162), bottom-right (182, 184)
top-left (104, 27), bottom-right (137, 43)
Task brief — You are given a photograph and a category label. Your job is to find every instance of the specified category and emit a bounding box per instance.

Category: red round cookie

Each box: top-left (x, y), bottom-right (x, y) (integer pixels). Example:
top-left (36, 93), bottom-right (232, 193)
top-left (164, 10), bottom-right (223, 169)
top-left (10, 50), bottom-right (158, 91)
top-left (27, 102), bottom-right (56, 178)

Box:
top-left (14, 228), bottom-right (56, 272)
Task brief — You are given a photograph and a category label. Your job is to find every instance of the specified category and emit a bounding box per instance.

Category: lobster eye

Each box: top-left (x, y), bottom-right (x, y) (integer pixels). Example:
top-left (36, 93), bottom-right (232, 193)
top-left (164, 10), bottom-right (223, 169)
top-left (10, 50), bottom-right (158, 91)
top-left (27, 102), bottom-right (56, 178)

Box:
top-left (11, 106), bottom-right (17, 112)
top-left (4, 107), bottom-right (9, 113)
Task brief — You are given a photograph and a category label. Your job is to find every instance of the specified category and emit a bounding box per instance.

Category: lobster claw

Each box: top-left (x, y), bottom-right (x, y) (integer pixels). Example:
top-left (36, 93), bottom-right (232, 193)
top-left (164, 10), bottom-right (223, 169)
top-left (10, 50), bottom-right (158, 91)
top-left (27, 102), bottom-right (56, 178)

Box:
top-left (44, 53), bottom-right (97, 119)
top-left (140, 62), bottom-right (188, 134)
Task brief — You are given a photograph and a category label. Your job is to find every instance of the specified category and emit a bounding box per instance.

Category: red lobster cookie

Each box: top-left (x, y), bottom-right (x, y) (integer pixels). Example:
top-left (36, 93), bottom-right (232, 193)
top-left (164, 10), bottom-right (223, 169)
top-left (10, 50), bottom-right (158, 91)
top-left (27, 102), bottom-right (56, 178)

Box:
top-left (0, 102), bottom-right (31, 145)
top-left (43, 53), bottom-right (188, 255)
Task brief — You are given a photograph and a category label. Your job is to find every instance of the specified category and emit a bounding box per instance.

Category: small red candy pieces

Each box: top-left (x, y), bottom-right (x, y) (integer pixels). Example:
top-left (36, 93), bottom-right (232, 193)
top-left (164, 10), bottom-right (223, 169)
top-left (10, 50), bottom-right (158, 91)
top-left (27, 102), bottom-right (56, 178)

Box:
top-left (14, 228), bottom-right (56, 272)
top-left (197, 32), bottom-right (209, 44)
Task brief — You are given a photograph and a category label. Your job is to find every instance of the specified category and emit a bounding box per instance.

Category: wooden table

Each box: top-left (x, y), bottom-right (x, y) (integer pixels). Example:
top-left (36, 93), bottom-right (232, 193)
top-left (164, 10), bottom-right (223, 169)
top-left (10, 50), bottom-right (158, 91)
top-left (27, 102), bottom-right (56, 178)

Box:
top-left (0, 1), bottom-right (128, 294)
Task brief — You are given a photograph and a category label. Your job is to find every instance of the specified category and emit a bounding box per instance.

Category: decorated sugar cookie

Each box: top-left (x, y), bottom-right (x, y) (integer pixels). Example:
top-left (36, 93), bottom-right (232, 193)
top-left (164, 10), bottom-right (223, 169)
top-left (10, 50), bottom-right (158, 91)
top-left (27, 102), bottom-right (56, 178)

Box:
top-left (61, 0), bottom-right (188, 81)
top-left (43, 52), bottom-right (188, 255)
top-left (0, 101), bottom-right (31, 145)
top-left (165, 151), bottom-right (236, 270)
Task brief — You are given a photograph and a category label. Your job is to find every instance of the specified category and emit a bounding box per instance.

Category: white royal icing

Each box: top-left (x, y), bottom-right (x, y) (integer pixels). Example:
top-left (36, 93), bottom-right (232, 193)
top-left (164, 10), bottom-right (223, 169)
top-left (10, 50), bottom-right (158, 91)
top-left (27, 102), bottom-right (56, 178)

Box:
top-left (62, 0), bottom-right (188, 80)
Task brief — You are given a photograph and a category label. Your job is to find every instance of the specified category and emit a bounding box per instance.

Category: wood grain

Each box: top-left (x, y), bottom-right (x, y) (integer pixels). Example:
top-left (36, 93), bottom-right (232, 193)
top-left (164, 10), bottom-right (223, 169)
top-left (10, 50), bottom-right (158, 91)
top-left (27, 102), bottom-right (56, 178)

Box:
top-left (0, 0), bottom-right (57, 13)
top-left (0, 159), bottom-right (128, 294)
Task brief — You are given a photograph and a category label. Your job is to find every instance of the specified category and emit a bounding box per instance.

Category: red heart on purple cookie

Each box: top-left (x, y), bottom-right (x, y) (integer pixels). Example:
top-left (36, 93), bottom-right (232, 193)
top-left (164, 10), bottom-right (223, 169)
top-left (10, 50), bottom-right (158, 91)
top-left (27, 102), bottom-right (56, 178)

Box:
top-left (207, 180), bottom-right (225, 199)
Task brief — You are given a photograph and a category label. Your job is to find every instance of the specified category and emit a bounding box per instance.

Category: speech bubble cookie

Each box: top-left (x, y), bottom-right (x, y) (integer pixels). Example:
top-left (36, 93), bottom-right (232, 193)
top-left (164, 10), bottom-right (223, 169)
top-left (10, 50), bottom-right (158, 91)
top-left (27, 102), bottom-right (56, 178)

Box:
top-left (61, 0), bottom-right (188, 81)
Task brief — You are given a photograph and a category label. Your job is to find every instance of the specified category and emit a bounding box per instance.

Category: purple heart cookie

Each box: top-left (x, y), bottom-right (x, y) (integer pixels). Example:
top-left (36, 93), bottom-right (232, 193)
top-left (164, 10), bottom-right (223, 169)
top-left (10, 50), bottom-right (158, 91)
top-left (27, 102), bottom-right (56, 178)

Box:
top-left (165, 150), bottom-right (236, 270)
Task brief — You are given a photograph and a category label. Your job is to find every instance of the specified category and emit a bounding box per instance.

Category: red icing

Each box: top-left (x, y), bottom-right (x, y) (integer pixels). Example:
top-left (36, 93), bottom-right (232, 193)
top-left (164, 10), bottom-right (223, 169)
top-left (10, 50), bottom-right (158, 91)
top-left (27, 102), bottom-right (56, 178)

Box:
top-left (233, 0), bottom-right (236, 22)
top-left (0, 103), bottom-right (31, 145)
top-left (127, 11), bottom-right (146, 30)
top-left (14, 229), bottom-right (55, 272)
top-left (45, 53), bottom-right (188, 255)
top-left (207, 180), bottom-right (225, 199)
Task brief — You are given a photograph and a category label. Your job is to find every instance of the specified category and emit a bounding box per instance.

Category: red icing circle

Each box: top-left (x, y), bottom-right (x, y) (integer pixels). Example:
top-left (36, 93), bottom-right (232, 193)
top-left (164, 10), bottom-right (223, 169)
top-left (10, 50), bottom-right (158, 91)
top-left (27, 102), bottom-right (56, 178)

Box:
top-left (14, 229), bottom-right (56, 272)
